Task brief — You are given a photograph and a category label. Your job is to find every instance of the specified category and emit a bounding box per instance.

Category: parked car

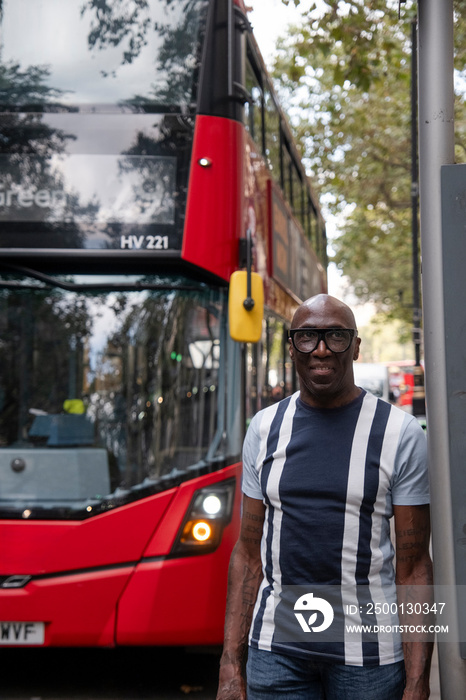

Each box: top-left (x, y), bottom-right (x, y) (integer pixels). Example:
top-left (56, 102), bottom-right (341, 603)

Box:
top-left (353, 363), bottom-right (395, 403)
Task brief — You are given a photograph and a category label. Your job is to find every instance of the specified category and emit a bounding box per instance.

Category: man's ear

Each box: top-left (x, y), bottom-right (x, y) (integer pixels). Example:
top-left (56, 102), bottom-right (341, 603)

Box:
top-left (289, 339), bottom-right (295, 362)
top-left (353, 337), bottom-right (361, 361)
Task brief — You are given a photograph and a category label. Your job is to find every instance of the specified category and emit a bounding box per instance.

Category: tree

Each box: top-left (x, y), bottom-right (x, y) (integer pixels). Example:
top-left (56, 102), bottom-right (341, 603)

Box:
top-left (81, 0), bottom-right (203, 76)
top-left (0, 62), bottom-right (99, 248)
top-left (272, 0), bottom-right (466, 326)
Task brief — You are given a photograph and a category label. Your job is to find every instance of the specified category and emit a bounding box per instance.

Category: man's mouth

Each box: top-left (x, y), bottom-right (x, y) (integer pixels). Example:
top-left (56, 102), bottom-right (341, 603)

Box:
top-left (310, 365), bottom-right (334, 376)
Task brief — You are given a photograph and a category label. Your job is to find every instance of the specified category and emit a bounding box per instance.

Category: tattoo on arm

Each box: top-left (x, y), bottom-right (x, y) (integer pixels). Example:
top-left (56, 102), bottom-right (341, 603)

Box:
top-left (245, 511), bottom-right (263, 521)
top-left (395, 526), bottom-right (428, 539)
top-left (240, 524), bottom-right (262, 545)
top-left (395, 510), bottom-right (432, 578)
top-left (235, 507), bottom-right (265, 650)
top-left (239, 508), bottom-right (264, 547)
top-left (244, 524), bottom-right (262, 535)
top-left (239, 565), bottom-right (259, 644)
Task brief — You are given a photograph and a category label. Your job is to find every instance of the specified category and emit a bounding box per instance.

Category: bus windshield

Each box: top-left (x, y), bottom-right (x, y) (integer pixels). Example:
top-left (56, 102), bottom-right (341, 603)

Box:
top-left (0, 0), bottom-right (209, 110)
top-left (0, 273), bottom-right (239, 519)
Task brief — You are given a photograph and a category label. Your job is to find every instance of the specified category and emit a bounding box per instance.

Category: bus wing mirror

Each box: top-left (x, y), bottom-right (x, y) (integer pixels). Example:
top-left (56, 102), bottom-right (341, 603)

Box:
top-left (228, 270), bottom-right (264, 343)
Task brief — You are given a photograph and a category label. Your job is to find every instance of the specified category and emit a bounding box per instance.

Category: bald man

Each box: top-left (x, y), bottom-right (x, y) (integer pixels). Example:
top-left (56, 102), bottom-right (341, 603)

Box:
top-left (217, 295), bottom-right (432, 700)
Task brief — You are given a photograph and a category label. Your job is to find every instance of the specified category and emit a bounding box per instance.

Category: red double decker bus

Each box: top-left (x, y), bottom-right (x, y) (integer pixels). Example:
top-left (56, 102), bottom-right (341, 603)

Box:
top-left (0, 0), bottom-right (326, 647)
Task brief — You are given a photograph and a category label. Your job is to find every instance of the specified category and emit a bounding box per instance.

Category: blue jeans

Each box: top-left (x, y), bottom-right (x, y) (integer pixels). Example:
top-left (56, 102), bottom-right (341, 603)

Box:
top-left (246, 646), bottom-right (406, 700)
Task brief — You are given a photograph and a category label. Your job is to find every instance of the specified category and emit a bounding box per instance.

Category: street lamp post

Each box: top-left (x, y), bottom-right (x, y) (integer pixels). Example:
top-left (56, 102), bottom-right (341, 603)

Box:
top-left (418, 0), bottom-right (466, 695)
top-left (410, 17), bottom-right (425, 418)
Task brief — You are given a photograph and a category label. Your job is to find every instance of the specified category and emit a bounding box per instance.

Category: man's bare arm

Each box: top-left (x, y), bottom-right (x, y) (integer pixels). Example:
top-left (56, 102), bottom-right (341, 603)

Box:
top-left (216, 495), bottom-right (265, 700)
top-left (394, 503), bottom-right (433, 700)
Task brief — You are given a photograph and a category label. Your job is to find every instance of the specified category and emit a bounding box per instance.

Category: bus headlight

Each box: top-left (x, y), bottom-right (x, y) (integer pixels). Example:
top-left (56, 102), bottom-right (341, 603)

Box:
top-left (201, 494), bottom-right (222, 515)
top-left (171, 478), bottom-right (236, 555)
top-left (192, 521), bottom-right (212, 541)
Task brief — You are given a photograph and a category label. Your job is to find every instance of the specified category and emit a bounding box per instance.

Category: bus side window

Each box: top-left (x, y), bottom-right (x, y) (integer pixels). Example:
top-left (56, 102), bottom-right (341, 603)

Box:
top-left (244, 341), bottom-right (260, 425)
top-left (263, 317), bottom-right (291, 406)
top-left (264, 86), bottom-right (281, 176)
top-left (291, 161), bottom-right (305, 231)
top-left (244, 317), bottom-right (291, 427)
top-left (281, 142), bottom-right (293, 208)
top-left (244, 58), bottom-right (263, 150)
top-left (306, 195), bottom-right (326, 264)
top-left (306, 195), bottom-right (314, 247)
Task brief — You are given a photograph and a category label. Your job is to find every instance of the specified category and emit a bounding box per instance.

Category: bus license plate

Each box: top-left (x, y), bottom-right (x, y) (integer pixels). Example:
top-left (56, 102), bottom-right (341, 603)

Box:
top-left (0, 621), bottom-right (45, 645)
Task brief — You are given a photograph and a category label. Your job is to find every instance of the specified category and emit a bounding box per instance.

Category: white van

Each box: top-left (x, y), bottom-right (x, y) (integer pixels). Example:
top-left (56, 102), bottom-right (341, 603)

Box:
top-left (353, 363), bottom-right (394, 403)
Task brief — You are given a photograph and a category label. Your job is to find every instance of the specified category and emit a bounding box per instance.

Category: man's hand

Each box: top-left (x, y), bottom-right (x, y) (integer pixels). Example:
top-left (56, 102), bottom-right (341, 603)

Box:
top-left (402, 683), bottom-right (430, 700)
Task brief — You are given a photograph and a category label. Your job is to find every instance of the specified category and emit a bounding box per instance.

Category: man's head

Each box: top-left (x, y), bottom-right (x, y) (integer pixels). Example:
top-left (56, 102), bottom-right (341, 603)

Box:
top-left (289, 294), bottom-right (361, 409)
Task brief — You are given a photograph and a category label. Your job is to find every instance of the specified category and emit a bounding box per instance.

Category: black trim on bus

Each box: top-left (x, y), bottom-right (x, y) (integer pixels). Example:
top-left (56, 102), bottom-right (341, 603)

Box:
top-left (0, 454), bottom-right (240, 521)
top-left (0, 548), bottom-right (229, 587)
top-left (0, 263), bottom-right (209, 292)
top-left (197, 0), bottom-right (249, 121)
top-left (0, 563), bottom-right (137, 588)
top-left (0, 256), bottom-right (230, 287)
top-left (0, 250), bottom-right (184, 260)
top-left (0, 103), bottom-right (197, 115)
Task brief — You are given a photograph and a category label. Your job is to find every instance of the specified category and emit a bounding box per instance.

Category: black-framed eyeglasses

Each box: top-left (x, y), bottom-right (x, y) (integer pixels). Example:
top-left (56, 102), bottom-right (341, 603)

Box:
top-left (289, 328), bottom-right (358, 354)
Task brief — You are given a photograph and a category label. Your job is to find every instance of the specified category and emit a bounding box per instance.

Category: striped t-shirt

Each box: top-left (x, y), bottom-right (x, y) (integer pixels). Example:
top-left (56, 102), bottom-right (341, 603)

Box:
top-left (242, 389), bottom-right (429, 666)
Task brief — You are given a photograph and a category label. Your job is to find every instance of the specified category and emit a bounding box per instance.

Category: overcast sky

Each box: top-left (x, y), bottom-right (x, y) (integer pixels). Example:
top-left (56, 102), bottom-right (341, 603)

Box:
top-left (248, 0), bottom-right (310, 67)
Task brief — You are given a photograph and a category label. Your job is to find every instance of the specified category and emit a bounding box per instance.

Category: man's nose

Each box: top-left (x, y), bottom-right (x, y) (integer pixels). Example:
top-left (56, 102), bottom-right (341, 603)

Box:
top-left (312, 339), bottom-right (331, 356)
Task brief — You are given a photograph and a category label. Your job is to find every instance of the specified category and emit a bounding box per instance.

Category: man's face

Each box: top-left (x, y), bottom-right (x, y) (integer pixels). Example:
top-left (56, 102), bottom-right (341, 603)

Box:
top-left (289, 298), bottom-right (361, 409)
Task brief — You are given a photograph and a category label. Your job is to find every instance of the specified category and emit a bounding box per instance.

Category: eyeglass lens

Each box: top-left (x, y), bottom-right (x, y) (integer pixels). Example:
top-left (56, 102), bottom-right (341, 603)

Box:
top-left (292, 329), bottom-right (353, 353)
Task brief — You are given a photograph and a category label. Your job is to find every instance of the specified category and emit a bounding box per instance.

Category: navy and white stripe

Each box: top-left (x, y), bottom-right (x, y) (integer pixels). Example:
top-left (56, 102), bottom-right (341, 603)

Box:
top-left (242, 390), bottom-right (429, 666)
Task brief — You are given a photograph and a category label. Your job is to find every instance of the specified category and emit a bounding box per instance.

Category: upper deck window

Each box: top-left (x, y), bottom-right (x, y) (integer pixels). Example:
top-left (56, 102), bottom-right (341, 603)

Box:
top-left (244, 58), bottom-right (263, 148)
top-left (0, 0), bottom-right (209, 111)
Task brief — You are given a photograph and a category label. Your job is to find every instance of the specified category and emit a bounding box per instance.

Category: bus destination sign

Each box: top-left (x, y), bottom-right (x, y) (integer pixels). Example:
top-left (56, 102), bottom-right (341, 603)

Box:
top-left (0, 154), bottom-right (180, 252)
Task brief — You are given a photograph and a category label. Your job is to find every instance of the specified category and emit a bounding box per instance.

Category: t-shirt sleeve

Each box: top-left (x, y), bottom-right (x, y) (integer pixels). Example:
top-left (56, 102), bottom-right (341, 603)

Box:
top-left (241, 414), bottom-right (264, 501)
top-left (392, 415), bottom-right (430, 506)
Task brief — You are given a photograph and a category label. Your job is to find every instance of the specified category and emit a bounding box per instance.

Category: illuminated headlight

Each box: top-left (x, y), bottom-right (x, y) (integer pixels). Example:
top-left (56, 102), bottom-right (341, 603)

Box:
top-left (202, 494), bottom-right (222, 516)
top-left (192, 521), bottom-right (212, 541)
top-left (172, 478), bottom-right (236, 555)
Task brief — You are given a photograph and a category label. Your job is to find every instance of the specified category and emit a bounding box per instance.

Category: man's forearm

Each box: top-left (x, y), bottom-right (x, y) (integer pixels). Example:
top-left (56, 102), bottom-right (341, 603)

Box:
top-left (397, 550), bottom-right (434, 699)
top-left (217, 540), bottom-right (263, 700)
top-left (217, 495), bottom-right (265, 700)
top-left (394, 503), bottom-right (434, 698)
top-left (220, 540), bottom-right (263, 668)
top-left (399, 578), bottom-right (434, 698)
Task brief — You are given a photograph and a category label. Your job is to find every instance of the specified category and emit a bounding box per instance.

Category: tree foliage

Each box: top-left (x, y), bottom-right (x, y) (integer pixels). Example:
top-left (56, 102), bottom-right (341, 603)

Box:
top-left (272, 0), bottom-right (466, 325)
